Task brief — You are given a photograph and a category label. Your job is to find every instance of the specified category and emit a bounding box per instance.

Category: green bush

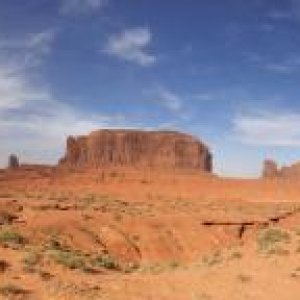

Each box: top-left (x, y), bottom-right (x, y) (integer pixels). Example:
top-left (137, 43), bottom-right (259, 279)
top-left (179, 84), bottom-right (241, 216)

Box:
top-left (0, 230), bottom-right (25, 245)
top-left (49, 249), bottom-right (85, 270)
top-left (22, 251), bottom-right (41, 267)
top-left (257, 228), bottom-right (290, 253)
top-left (92, 253), bottom-right (119, 270)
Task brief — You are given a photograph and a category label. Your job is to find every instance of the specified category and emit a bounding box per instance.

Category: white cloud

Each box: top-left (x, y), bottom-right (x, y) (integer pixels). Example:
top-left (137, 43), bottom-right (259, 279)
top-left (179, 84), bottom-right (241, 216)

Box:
top-left (0, 28), bottom-right (145, 168)
top-left (267, 11), bottom-right (293, 20)
top-left (243, 51), bottom-right (300, 74)
top-left (0, 29), bottom-right (56, 68)
top-left (103, 27), bottom-right (156, 67)
top-left (263, 55), bottom-right (300, 74)
top-left (192, 93), bottom-right (215, 101)
top-left (158, 88), bottom-right (182, 112)
top-left (0, 68), bottom-right (49, 110)
top-left (0, 62), bottom-right (121, 166)
top-left (25, 30), bottom-right (55, 65)
top-left (0, 29), bottom-right (56, 111)
top-left (60, 0), bottom-right (108, 14)
top-left (0, 28), bottom-right (127, 167)
top-left (234, 112), bottom-right (300, 146)
top-left (0, 65), bottom-right (128, 166)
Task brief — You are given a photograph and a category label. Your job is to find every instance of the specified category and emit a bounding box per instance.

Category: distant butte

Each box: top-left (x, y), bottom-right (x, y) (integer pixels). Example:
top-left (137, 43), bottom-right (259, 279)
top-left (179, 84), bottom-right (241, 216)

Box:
top-left (262, 159), bottom-right (300, 178)
top-left (58, 129), bottom-right (212, 172)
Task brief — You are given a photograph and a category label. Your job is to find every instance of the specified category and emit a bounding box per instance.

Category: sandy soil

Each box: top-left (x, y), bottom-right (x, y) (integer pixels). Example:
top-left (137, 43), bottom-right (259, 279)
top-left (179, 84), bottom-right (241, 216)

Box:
top-left (1, 167), bottom-right (300, 299)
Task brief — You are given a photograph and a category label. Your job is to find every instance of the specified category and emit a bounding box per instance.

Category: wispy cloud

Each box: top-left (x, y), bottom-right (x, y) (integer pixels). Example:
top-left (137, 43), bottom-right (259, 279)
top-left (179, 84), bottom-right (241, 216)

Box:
top-left (158, 88), bottom-right (182, 112)
top-left (264, 55), bottom-right (300, 74)
top-left (0, 67), bottom-right (49, 110)
top-left (243, 51), bottom-right (300, 74)
top-left (233, 112), bottom-right (300, 146)
top-left (0, 61), bottom-right (128, 166)
top-left (0, 29), bottom-right (56, 68)
top-left (0, 29), bottom-right (56, 110)
top-left (103, 27), bottom-right (156, 67)
top-left (267, 10), bottom-right (293, 21)
top-left (192, 93), bottom-right (215, 101)
top-left (0, 29), bottom-right (127, 167)
top-left (60, 0), bottom-right (108, 14)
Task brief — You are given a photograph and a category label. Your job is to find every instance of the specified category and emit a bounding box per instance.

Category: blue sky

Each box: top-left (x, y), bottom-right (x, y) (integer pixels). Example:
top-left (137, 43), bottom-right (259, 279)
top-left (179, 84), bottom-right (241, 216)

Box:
top-left (1, 0), bottom-right (300, 177)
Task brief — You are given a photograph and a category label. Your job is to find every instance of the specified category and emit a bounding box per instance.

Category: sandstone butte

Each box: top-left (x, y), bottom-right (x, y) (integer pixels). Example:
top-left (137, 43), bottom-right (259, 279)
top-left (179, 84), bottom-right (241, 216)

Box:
top-left (262, 159), bottom-right (279, 178)
top-left (262, 159), bottom-right (300, 178)
top-left (58, 129), bottom-right (213, 172)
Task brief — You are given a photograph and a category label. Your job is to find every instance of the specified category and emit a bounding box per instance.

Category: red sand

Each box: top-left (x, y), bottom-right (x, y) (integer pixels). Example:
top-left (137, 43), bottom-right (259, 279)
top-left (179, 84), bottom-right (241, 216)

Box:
top-left (1, 167), bottom-right (300, 299)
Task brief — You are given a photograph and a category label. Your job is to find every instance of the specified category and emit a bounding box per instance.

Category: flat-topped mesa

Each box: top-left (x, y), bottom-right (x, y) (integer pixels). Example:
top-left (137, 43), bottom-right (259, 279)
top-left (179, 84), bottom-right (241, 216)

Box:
top-left (58, 129), bottom-right (213, 172)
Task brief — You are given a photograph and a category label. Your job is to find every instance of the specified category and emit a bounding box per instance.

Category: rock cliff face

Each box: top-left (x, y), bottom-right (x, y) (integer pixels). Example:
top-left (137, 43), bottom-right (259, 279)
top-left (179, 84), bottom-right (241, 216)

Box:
top-left (262, 159), bottom-right (300, 179)
top-left (262, 160), bottom-right (278, 178)
top-left (280, 162), bottom-right (300, 178)
top-left (59, 129), bottom-right (212, 172)
top-left (8, 154), bottom-right (19, 169)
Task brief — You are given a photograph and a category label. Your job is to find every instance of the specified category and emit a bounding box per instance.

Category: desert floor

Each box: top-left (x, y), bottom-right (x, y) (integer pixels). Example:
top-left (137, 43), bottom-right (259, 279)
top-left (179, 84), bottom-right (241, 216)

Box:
top-left (1, 167), bottom-right (300, 299)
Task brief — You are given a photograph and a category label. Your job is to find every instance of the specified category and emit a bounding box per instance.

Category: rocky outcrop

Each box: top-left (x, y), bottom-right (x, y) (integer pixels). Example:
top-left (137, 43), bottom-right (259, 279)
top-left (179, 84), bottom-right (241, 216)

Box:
top-left (8, 154), bottom-right (19, 169)
top-left (262, 159), bottom-right (300, 179)
top-left (262, 159), bottom-right (278, 178)
top-left (59, 129), bottom-right (212, 172)
top-left (280, 162), bottom-right (300, 178)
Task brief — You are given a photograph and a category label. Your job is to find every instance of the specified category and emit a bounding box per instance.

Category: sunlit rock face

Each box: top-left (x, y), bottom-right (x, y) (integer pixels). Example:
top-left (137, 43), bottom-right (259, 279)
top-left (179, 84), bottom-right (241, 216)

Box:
top-left (59, 129), bottom-right (212, 172)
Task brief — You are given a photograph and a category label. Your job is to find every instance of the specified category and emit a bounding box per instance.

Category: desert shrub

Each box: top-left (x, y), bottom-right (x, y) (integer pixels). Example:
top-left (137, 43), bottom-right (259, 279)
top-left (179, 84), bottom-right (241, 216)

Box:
top-left (192, 293), bottom-right (212, 300)
top-left (46, 235), bottom-right (63, 250)
top-left (22, 250), bottom-right (41, 267)
top-left (122, 261), bottom-right (139, 273)
top-left (294, 228), bottom-right (300, 236)
top-left (38, 270), bottom-right (53, 281)
top-left (267, 247), bottom-right (289, 256)
top-left (229, 250), bottom-right (242, 260)
top-left (114, 213), bottom-right (123, 222)
top-left (0, 284), bottom-right (28, 296)
top-left (257, 228), bottom-right (290, 253)
top-left (92, 253), bottom-right (119, 270)
top-left (0, 229), bottom-right (25, 245)
top-left (0, 260), bottom-right (9, 273)
top-left (291, 267), bottom-right (300, 278)
top-left (0, 211), bottom-right (16, 225)
top-left (169, 260), bottom-right (180, 269)
top-left (49, 249), bottom-right (85, 270)
top-left (237, 274), bottom-right (252, 283)
top-left (139, 263), bottom-right (164, 274)
top-left (202, 250), bottom-right (222, 267)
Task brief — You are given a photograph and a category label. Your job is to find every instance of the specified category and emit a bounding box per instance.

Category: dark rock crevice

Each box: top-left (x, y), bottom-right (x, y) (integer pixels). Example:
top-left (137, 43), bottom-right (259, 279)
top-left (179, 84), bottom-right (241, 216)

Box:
top-left (202, 208), bottom-right (300, 239)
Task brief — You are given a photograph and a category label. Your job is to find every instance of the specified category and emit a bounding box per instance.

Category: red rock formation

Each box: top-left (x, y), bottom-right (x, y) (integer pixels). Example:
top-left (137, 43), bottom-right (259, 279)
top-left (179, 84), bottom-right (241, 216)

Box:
top-left (280, 162), bottom-right (300, 178)
top-left (8, 154), bottom-right (19, 169)
top-left (59, 129), bottom-right (212, 172)
top-left (262, 159), bottom-right (278, 178)
top-left (262, 159), bottom-right (300, 179)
